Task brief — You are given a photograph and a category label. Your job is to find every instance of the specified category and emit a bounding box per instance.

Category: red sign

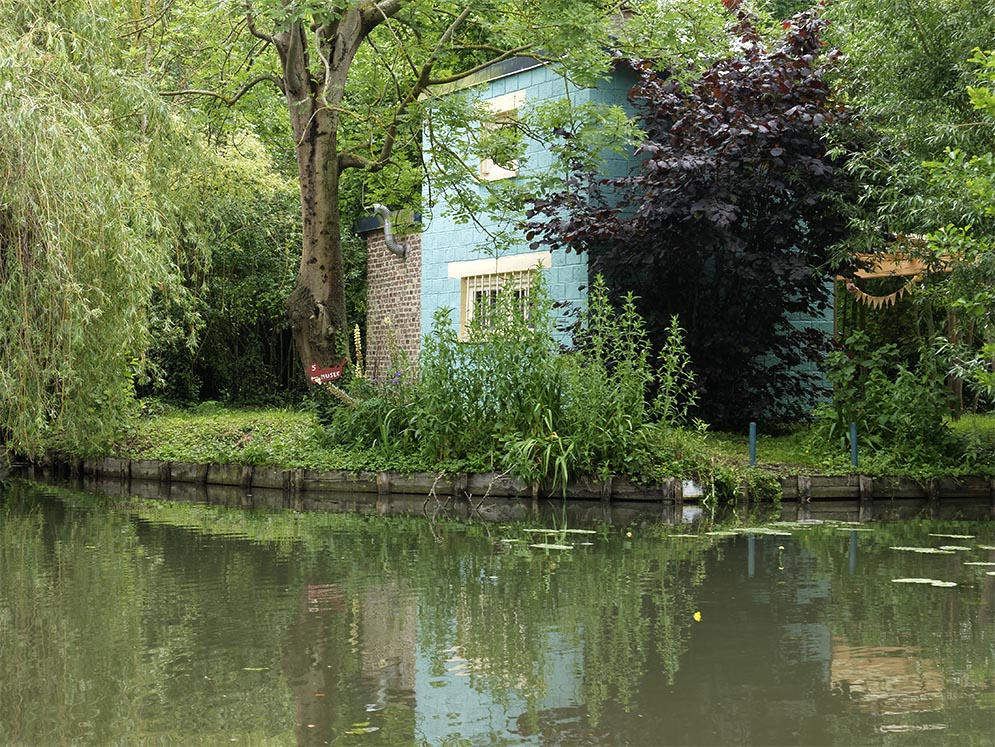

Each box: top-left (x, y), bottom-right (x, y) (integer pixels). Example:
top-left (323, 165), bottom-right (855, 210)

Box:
top-left (308, 359), bottom-right (347, 384)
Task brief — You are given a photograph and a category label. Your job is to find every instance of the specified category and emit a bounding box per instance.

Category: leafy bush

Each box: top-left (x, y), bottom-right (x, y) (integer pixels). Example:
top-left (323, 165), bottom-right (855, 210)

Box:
top-left (320, 272), bottom-right (704, 491)
top-left (812, 331), bottom-right (959, 464)
top-left (526, 6), bottom-right (852, 427)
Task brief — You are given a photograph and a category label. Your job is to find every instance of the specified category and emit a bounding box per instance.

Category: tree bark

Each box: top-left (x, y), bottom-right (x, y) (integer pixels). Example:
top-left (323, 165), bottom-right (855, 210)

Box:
top-left (286, 102), bottom-right (348, 371)
top-left (277, 15), bottom-right (361, 373)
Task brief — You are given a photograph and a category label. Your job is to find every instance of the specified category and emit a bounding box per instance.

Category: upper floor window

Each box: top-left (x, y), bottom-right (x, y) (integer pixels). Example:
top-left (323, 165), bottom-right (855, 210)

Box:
top-left (479, 90), bottom-right (526, 181)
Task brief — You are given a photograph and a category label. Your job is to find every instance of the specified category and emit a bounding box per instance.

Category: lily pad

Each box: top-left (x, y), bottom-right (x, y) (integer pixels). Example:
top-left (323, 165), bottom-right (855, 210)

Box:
top-left (735, 527), bottom-right (793, 536)
top-left (877, 724), bottom-right (947, 734)
top-left (529, 543), bottom-right (573, 550)
top-left (963, 562), bottom-right (995, 566)
top-left (889, 546), bottom-right (956, 555)
top-left (345, 726), bottom-right (380, 735)
top-left (526, 528), bottom-right (596, 534)
top-left (929, 533), bottom-right (974, 539)
top-left (705, 531), bottom-right (738, 537)
top-left (977, 544), bottom-right (995, 551)
top-left (667, 533), bottom-right (701, 538)
top-left (938, 545), bottom-right (972, 551)
top-left (833, 526), bottom-right (873, 532)
top-left (892, 578), bottom-right (957, 587)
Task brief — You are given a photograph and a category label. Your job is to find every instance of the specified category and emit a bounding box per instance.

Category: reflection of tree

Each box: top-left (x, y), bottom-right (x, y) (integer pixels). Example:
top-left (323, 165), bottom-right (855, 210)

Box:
top-left (282, 581), bottom-right (354, 744)
top-left (281, 580), bottom-right (418, 746)
top-left (0, 486), bottom-right (155, 744)
top-left (0, 484), bottom-right (300, 743)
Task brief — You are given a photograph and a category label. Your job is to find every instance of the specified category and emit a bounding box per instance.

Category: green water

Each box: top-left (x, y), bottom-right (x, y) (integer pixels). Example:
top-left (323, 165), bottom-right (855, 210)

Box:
top-left (1, 480), bottom-right (993, 746)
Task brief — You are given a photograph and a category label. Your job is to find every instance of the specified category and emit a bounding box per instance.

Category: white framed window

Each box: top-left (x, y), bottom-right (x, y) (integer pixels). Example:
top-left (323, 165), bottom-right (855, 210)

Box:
top-left (479, 90), bottom-right (526, 181)
top-left (447, 252), bottom-right (552, 339)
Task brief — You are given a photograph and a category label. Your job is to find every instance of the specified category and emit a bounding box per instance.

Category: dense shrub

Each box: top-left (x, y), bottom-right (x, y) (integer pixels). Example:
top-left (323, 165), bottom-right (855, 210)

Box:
top-left (812, 331), bottom-right (961, 465)
top-left (319, 273), bottom-right (703, 491)
top-left (526, 6), bottom-right (852, 427)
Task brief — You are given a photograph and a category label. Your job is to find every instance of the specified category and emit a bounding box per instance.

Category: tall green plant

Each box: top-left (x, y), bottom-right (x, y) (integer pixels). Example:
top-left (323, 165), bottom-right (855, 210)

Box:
top-left (813, 330), bottom-right (958, 464)
top-left (320, 270), bottom-right (702, 490)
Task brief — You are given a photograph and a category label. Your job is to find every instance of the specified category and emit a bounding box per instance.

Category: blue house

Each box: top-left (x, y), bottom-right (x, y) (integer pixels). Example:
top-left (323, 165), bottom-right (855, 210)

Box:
top-left (360, 55), bottom-right (834, 409)
top-left (418, 57), bottom-right (638, 345)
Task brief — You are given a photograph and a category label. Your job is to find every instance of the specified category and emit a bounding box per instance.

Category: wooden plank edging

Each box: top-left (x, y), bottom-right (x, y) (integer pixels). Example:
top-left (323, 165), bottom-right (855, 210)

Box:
top-left (18, 457), bottom-right (995, 510)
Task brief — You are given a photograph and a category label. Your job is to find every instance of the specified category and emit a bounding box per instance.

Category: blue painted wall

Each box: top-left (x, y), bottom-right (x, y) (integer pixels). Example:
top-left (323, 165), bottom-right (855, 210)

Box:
top-left (420, 63), bottom-right (597, 343)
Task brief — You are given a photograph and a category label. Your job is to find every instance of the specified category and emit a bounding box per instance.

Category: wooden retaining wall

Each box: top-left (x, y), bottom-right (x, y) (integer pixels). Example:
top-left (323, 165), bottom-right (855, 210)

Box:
top-left (12, 457), bottom-right (995, 523)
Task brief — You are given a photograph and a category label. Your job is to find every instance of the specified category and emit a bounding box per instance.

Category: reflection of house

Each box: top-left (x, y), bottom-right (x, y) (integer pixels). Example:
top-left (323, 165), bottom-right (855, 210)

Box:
top-left (830, 640), bottom-right (945, 715)
top-left (358, 57), bottom-right (835, 394)
top-left (413, 629), bottom-right (582, 745)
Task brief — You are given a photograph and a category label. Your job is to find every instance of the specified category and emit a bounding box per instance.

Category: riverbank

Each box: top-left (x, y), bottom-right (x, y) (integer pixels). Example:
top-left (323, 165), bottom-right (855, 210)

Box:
top-left (14, 453), bottom-right (995, 525)
top-left (6, 404), bottom-right (995, 522)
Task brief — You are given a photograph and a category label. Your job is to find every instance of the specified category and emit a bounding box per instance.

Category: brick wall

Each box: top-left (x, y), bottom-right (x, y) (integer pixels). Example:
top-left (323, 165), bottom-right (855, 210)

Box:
top-left (363, 226), bottom-right (422, 381)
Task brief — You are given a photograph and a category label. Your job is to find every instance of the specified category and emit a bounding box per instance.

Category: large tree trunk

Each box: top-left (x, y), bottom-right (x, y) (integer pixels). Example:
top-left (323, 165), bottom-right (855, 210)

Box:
top-left (286, 104), bottom-right (348, 372)
top-left (277, 18), bottom-right (359, 375)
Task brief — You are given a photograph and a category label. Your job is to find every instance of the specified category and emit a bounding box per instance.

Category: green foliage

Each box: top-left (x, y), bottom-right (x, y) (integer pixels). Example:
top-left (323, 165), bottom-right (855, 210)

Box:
top-left (825, 0), bottom-right (995, 240)
top-left (121, 406), bottom-right (329, 467)
top-left (916, 53), bottom-right (995, 410)
top-left (320, 272), bottom-right (705, 490)
top-left (0, 0), bottom-right (202, 457)
top-left (143, 140), bottom-right (303, 404)
top-left (812, 331), bottom-right (960, 466)
top-left (527, 6), bottom-right (851, 427)
top-left (916, 226), bottom-right (995, 409)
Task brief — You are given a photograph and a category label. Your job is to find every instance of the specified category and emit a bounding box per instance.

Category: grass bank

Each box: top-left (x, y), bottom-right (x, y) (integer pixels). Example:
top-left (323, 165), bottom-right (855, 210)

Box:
top-left (703, 414), bottom-right (995, 479)
top-left (114, 404), bottom-right (995, 483)
top-left (118, 403), bottom-right (450, 474)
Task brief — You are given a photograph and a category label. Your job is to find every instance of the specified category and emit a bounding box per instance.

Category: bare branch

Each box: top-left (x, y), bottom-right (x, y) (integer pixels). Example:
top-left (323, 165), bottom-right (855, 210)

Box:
top-left (161, 74), bottom-right (284, 105)
top-left (428, 47), bottom-right (532, 85)
top-left (245, 1), bottom-right (275, 45)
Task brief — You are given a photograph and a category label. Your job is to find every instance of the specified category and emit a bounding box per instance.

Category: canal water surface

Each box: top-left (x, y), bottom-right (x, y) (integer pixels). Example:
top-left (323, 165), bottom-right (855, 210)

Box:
top-left (1, 480), bottom-right (993, 745)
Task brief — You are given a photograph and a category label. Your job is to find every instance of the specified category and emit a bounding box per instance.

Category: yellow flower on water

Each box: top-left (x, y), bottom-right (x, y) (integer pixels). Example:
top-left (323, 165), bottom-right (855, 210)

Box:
top-left (693, 611), bottom-right (702, 622)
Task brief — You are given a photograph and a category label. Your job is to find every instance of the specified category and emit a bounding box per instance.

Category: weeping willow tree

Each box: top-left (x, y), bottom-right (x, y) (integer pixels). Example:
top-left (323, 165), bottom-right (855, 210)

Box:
top-left (0, 0), bottom-right (196, 456)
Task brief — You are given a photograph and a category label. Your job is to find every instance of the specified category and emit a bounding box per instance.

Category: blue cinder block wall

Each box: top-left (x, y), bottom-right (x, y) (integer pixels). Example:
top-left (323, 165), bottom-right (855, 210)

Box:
top-left (420, 62), bottom-right (595, 344)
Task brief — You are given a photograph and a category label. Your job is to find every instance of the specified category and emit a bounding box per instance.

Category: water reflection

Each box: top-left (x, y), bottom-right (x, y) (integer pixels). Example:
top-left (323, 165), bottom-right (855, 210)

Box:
top-left (0, 480), bottom-right (993, 746)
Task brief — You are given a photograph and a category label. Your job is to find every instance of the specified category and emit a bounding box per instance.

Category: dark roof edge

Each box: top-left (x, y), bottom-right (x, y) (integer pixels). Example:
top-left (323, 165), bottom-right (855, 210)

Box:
top-left (427, 56), bottom-right (546, 98)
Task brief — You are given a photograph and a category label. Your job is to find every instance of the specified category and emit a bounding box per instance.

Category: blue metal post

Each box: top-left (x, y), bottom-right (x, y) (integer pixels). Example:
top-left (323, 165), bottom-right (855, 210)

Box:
top-left (850, 422), bottom-right (858, 468)
top-left (749, 422), bottom-right (757, 467)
